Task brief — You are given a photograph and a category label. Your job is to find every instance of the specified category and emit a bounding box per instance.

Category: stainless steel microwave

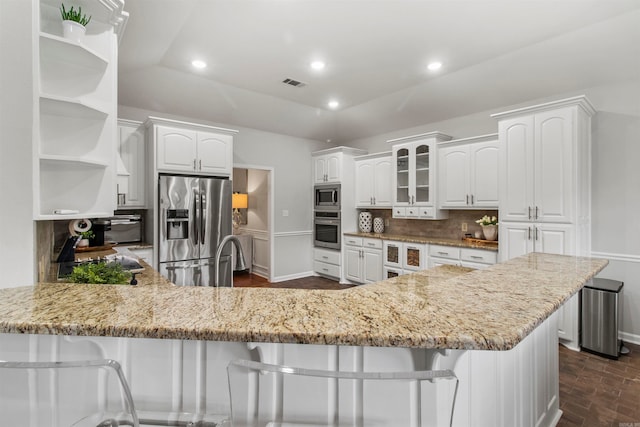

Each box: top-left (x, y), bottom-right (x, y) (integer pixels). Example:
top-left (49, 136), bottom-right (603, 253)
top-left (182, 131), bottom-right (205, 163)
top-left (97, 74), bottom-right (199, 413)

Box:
top-left (314, 184), bottom-right (340, 211)
top-left (104, 215), bottom-right (143, 244)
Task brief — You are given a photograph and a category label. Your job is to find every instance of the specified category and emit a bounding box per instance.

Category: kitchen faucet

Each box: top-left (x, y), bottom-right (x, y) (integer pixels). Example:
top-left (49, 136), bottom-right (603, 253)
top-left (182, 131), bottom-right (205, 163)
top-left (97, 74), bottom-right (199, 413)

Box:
top-left (214, 235), bottom-right (247, 287)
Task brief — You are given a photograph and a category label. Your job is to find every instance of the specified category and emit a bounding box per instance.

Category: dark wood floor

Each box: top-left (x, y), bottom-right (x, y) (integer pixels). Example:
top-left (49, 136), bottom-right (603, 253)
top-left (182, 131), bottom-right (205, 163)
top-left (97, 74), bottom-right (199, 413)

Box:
top-left (233, 272), bottom-right (355, 290)
top-left (233, 274), bottom-right (640, 426)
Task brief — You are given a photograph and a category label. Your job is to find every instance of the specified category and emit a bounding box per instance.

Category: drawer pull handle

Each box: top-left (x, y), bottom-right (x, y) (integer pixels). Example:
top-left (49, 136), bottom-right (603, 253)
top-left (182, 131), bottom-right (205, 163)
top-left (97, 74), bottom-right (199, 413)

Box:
top-left (470, 255), bottom-right (483, 260)
top-left (367, 243), bottom-right (375, 246)
top-left (322, 256), bottom-right (328, 259)
top-left (437, 251), bottom-right (448, 255)
top-left (322, 268), bottom-right (329, 272)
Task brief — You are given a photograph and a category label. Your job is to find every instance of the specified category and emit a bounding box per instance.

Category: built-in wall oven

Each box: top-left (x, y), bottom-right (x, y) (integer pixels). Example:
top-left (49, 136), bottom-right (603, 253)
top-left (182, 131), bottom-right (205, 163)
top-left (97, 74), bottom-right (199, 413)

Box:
top-left (314, 211), bottom-right (341, 250)
top-left (314, 184), bottom-right (341, 211)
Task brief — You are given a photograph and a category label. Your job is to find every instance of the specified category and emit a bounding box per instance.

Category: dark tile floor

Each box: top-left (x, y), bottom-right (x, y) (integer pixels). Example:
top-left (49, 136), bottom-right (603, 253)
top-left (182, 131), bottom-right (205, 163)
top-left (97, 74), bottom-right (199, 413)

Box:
top-left (234, 274), bottom-right (640, 427)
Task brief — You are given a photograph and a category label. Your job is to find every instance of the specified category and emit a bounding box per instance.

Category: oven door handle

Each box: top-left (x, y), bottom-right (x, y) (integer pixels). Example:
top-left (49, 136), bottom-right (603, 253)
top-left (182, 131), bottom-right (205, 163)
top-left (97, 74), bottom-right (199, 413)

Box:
top-left (332, 190), bottom-right (337, 205)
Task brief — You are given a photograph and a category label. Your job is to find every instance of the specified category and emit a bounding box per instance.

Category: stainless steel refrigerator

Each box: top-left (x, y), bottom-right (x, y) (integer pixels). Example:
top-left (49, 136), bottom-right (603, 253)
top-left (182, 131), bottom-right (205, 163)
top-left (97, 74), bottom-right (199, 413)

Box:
top-left (158, 174), bottom-right (232, 286)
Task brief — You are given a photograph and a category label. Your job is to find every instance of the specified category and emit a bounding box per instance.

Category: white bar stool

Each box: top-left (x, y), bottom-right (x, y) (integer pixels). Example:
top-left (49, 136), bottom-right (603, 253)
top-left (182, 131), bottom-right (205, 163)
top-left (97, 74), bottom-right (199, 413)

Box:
top-left (0, 359), bottom-right (139, 426)
top-left (226, 359), bottom-right (459, 427)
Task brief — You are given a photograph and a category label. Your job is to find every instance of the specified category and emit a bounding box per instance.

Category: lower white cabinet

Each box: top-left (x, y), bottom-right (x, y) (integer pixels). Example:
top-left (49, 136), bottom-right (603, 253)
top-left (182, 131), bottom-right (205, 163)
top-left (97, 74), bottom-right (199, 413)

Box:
top-left (500, 222), bottom-right (578, 349)
top-left (429, 245), bottom-right (497, 269)
top-left (344, 237), bottom-right (383, 284)
top-left (382, 240), bottom-right (428, 277)
top-left (314, 248), bottom-right (341, 279)
top-left (499, 222), bottom-right (574, 262)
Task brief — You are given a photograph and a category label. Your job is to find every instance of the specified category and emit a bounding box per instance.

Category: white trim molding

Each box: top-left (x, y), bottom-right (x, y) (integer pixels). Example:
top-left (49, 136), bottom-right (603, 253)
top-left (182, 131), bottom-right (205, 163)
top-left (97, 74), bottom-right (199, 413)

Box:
top-left (273, 231), bottom-right (313, 238)
top-left (590, 251), bottom-right (640, 263)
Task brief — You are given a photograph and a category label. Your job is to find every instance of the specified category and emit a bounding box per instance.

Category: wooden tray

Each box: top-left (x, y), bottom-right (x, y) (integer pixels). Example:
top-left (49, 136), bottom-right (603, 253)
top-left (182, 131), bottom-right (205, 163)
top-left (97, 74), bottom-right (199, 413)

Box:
top-left (463, 237), bottom-right (499, 248)
top-left (75, 243), bottom-right (116, 252)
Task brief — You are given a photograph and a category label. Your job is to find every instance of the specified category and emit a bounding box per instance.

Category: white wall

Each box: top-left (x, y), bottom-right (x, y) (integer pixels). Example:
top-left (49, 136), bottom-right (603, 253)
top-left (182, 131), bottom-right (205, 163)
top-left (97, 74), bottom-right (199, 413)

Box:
top-left (0, 0), bottom-right (35, 288)
top-left (118, 105), bottom-right (331, 280)
top-left (345, 80), bottom-right (640, 343)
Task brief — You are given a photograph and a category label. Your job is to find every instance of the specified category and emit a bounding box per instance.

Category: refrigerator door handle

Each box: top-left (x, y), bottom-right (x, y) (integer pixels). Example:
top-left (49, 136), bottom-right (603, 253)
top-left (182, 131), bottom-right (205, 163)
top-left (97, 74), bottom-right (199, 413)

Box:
top-left (193, 189), bottom-right (200, 246)
top-left (201, 191), bottom-right (206, 245)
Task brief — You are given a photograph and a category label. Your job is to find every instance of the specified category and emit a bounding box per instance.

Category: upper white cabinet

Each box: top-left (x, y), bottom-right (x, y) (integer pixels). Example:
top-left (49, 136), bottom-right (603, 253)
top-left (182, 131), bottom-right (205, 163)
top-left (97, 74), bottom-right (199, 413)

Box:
top-left (146, 117), bottom-right (237, 177)
top-left (314, 152), bottom-right (342, 183)
top-left (117, 120), bottom-right (146, 208)
top-left (355, 152), bottom-right (393, 208)
top-left (34, 0), bottom-right (127, 219)
top-left (438, 134), bottom-right (499, 209)
top-left (494, 99), bottom-right (594, 224)
top-left (387, 132), bottom-right (451, 219)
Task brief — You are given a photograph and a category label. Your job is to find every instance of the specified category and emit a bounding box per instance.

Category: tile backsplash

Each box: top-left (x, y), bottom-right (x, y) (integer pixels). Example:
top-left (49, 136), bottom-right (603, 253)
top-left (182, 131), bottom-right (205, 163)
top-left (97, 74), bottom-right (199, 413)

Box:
top-left (358, 209), bottom-right (498, 239)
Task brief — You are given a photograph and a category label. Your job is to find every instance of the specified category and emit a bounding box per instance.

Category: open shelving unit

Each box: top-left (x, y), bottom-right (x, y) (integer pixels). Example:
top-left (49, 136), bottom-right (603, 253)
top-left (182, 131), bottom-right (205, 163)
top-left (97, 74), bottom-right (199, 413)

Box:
top-left (34, 0), bottom-right (127, 220)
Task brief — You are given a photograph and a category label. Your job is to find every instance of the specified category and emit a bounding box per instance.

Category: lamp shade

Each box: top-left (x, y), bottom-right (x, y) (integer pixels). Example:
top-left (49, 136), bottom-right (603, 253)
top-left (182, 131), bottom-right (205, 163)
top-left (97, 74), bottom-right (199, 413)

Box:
top-left (232, 193), bottom-right (248, 209)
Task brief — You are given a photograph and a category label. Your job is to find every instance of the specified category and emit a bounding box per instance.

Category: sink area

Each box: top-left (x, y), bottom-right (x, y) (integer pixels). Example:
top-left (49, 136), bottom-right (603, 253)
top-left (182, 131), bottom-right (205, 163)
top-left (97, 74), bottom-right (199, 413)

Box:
top-left (57, 254), bottom-right (144, 280)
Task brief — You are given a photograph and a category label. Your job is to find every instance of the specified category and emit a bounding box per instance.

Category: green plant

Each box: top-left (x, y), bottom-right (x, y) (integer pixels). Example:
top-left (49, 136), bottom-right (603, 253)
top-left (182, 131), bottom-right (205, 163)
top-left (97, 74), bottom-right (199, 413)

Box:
top-left (475, 215), bottom-right (498, 226)
top-left (79, 230), bottom-right (95, 240)
top-left (60, 4), bottom-right (92, 26)
top-left (68, 262), bottom-right (131, 285)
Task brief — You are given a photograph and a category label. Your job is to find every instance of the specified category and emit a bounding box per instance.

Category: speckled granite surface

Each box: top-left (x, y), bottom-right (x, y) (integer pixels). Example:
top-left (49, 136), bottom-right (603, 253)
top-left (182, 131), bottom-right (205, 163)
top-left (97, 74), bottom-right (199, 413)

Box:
top-left (344, 231), bottom-right (499, 251)
top-left (0, 253), bottom-right (606, 350)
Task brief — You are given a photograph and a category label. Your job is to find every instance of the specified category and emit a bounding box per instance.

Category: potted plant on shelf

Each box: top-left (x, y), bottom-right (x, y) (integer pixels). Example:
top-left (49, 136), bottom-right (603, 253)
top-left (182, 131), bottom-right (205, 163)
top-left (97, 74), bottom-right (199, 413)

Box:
top-left (77, 230), bottom-right (94, 248)
top-left (475, 215), bottom-right (498, 241)
top-left (60, 3), bottom-right (91, 43)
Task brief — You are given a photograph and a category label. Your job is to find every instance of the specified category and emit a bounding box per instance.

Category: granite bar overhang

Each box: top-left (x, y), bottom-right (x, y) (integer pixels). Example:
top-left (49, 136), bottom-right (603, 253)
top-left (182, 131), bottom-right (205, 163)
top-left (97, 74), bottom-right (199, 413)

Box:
top-left (0, 253), bottom-right (607, 350)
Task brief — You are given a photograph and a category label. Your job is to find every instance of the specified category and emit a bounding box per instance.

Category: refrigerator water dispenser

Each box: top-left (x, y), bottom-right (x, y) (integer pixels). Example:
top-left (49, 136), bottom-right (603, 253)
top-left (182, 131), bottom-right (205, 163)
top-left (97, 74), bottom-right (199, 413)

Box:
top-left (166, 209), bottom-right (189, 240)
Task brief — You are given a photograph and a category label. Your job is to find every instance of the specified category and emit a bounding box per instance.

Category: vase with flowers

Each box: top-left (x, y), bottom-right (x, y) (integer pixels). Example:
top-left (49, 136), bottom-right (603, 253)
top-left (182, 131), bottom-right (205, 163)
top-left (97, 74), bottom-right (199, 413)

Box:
top-left (475, 215), bottom-right (498, 241)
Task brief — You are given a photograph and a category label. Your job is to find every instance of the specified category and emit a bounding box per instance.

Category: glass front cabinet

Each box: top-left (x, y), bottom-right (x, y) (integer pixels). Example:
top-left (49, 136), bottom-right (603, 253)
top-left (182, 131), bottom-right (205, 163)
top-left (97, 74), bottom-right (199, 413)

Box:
top-left (389, 132), bottom-right (452, 219)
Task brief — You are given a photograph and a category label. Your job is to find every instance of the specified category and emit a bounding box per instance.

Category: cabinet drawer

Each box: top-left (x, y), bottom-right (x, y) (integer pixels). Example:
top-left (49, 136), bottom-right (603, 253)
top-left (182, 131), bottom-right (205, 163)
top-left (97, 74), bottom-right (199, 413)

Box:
top-left (314, 248), bottom-right (341, 266)
top-left (460, 248), bottom-right (497, 265)
top-left (429, 245), bottom-right (460, 260)
top-left (362, 238), bottom-right (382, 249)
top-left (418, 207), bottom-right (434, 218)
top-left (405, 207), bottom-right (419, 218)
top-left (314, 261), bottom-right (341, 278)
top-left (344, 236), bottom-right (363, 246)
top-left (392, 207), bottom-right (405, 218)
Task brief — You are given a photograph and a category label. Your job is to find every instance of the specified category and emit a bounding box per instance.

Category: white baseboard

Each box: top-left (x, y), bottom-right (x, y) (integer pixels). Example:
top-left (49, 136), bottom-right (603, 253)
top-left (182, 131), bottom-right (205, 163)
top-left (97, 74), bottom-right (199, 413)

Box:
top-left (620, 331), bottom-right (640, 346)
top-left (271, 271), bottom-right (314, 283)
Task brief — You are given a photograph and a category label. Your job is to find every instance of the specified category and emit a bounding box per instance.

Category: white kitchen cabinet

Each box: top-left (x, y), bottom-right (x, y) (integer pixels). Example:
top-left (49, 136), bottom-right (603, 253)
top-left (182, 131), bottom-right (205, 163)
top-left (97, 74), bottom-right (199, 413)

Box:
top-left (344, 237), bottom-right (383, 284)
top-left (33, 1), bottom-right (127, 219)
top-left (314, 152), bottom-right (342, 184)
top-left (499, 222), bottom-right (575, 260)
top-left (388, 132), bottom-right (451, 219)
top-left (438, 134), bottom-right (499, 209)
top-left (149, 117), bottom-right (237, 176)
top-left (382, 240), bottom-right (428, 275)
top-left (355, 152), bottom-right (393, 208)
top-left (494, 99), bottom-right (594, 224)
top-left (314, 248), bottom-right (341, 279)
top-left (117, 120), bottom-right (146, 208)
top-left (428, 245), bottom-right (497, 270)
top-left (494, 96), bottom-right (595, 351)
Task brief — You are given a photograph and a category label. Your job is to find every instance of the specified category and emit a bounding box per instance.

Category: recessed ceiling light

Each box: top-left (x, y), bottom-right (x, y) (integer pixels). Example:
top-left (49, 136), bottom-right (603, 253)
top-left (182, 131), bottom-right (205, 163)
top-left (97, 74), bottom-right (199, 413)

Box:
top-left (310, 61), bottom-right (326, 70)
top-left (427, 61), bottom-right (442, 71)
top-left (191, 59), bottom-right (207, 69)
top-left (328, 100), bottom-right (339, 110)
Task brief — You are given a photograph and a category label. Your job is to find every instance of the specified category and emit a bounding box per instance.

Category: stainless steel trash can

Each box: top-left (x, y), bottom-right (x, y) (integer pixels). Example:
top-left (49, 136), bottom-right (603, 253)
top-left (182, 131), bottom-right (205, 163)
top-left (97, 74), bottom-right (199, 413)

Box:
top-left (581, 278), bottom-right (624, 359)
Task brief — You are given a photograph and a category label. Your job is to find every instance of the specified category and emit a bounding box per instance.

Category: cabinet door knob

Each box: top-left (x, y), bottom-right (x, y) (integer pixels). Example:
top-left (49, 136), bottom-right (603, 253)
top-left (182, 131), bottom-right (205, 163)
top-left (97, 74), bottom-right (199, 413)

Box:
top-left (528, 227), bottom-right (532, 240)
top-left (199, 159), bottom-right (202, 170)
top-left (535, 206), bottom-right (539, 220)
top-left (528, 206), bottom-right (532, 220)
top-left (466, 194), bottom-right (469, 205)
top-left (471, 194), bottom-right (474, 205)
top-left (535, 227), bottom-right (539, 241)
top-left (193, 159), bottom-right (197, 170)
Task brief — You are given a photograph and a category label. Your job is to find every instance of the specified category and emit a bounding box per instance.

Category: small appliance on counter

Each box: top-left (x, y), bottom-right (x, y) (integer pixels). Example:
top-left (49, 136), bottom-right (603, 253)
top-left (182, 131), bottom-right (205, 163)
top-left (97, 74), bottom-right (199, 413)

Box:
top-left (105, 214), bottom-right (143, 244)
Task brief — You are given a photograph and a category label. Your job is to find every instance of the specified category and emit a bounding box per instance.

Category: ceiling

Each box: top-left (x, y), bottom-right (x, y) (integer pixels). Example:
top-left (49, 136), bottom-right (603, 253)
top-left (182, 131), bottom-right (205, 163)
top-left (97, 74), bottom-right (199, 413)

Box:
top-left (117, 0), bottom-right (640, 143)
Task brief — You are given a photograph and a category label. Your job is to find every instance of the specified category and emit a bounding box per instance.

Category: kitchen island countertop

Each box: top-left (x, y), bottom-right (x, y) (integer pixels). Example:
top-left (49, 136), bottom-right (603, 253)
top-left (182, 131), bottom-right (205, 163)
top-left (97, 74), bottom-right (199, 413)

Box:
top-left (0, 253), bottom-right (606, 350)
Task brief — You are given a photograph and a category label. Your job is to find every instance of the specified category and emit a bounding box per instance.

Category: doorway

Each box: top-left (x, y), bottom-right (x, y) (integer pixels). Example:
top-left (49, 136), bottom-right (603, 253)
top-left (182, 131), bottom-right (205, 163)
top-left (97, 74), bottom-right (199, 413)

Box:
top-left (232, 165), bottom-right (273, 281)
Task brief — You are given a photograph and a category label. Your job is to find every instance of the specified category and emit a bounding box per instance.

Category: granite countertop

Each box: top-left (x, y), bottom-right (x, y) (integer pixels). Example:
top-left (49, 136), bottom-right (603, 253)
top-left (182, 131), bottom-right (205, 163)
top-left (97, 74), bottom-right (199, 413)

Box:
top-left (343, 231), bottom-right (499, 251)
top-left (0, 253), bottom-right (606, 350)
